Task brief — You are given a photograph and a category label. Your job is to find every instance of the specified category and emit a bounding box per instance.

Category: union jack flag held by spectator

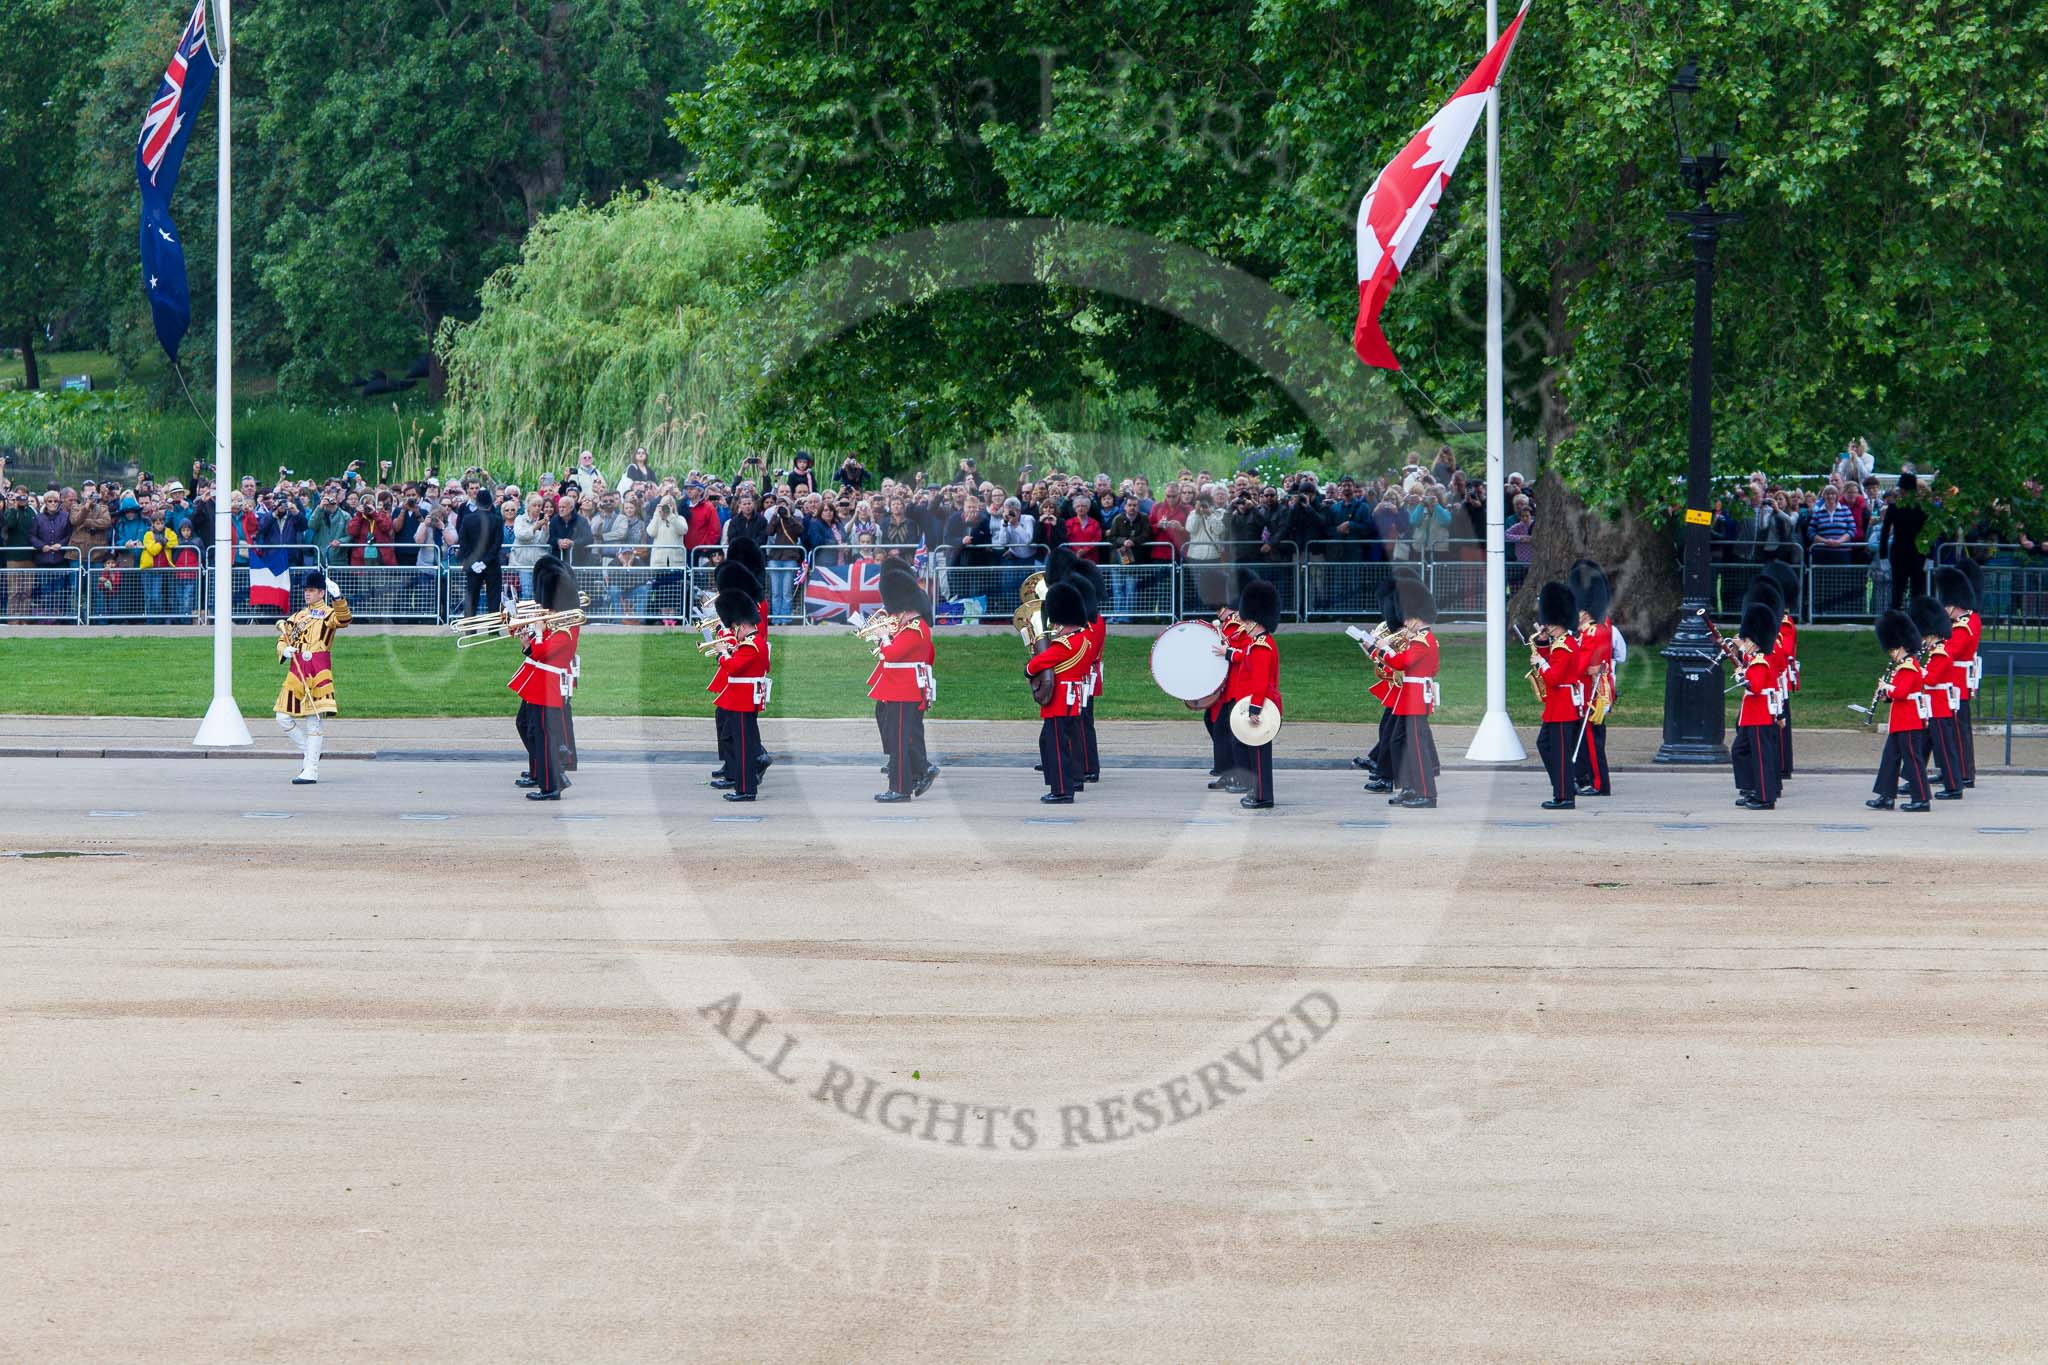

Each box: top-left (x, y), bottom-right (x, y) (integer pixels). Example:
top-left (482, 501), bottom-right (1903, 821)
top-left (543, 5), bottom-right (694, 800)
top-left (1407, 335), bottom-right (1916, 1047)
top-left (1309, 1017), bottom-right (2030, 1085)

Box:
top-left (136, 0), bottom-right (217, 364)
top-left (802, 561), bottom-right (885, 622)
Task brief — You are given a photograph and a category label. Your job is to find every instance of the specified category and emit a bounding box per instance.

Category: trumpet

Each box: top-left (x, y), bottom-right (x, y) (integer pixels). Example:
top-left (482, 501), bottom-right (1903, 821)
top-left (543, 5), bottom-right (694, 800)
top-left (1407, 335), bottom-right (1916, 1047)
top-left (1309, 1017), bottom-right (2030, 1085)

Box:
top-left (697, 633), bottom-right (737, 658)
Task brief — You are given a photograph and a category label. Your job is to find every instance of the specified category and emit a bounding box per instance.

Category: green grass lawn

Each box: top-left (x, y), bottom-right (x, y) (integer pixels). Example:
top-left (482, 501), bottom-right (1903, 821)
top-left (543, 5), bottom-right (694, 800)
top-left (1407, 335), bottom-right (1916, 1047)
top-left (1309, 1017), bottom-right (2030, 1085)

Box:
top-left (0, 630), bottom-right (1889, 724)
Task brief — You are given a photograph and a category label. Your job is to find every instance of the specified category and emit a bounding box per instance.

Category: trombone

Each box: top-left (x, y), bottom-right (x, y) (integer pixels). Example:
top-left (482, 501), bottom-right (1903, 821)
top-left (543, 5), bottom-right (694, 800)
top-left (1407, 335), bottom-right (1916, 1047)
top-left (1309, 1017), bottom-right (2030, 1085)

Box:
top-left (449, 594), bottom-right (588, 648)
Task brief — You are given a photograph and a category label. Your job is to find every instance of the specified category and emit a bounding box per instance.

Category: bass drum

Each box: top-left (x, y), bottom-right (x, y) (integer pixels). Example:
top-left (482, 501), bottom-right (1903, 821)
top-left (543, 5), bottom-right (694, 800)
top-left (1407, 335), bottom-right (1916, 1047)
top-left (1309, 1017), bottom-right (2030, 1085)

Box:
top-left (1150, 620), bottom-right (1229, 706)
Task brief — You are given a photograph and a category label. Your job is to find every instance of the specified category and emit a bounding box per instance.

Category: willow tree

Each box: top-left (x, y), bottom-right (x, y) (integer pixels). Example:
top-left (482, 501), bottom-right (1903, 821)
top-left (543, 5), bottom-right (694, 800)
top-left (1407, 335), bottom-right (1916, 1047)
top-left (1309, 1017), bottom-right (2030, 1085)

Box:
top-left (436, 190), bottom-right (769, 476)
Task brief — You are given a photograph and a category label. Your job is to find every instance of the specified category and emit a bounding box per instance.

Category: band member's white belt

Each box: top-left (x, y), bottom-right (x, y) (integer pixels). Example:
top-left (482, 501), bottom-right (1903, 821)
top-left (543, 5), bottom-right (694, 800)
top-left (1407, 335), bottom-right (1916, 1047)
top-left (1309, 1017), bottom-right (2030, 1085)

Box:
top-left (1913, 692), bottom-right (1933, 720)
top-left (1399, 677), bottom-right (1440, 710)
top-left (882, 661), bottom-right (937, 702)
top-left (524, 657), bottom-right (578, 699)
top-left (1762, 686), bottom-right (1784, 716)
top-left (730, 675), bottom-right (773, 705)
top-left (1940, 683), bottom-right (1962, 708)
top-left (1966, 657), bottom-right (1983, 691)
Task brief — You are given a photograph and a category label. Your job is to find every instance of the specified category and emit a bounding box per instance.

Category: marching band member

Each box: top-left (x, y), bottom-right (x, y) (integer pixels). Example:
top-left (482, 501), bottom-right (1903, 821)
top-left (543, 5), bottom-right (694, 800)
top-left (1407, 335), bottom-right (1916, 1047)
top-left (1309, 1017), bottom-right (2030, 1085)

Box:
top-left (1763, 561), bottom-right (1802, 780)
top-left (510, 555), bottom-right (580, 801)
top-left (1739, 575), bottom-right (1788, 788)
top-left (1222, 577), bottom-right (1283, 810)
top-left (1935, 563), bottom-right (1982, 787)
top-left (1568, 559), bottom-right (1616, 797)
top-left (1358, 578), bottom-right (1404, 794)
top-left (274, 570), bottom-right (351, 785)
top-left (1045, 549), bottom-right (1107, 785)
top-left (868, 563), bottom-right (938, 803)
top-left (1908, 595), bottom-right (1966, 800)
top-left (1867, 609), bottom-right (1932, 812)
top-left (1380, 577), bottom-right (1441, 810)
top-left (1073, 557), bottom-right (1107, 785)
top-left (707, 587), bottom-right (771, 802)
top-left (711, 541), bottom-right (772, 787)
top-left (1026, 582), bottom-right (1094, 804)
top-left (1207, 597), bottom-right (1250, 789)
top-left (1530, 581), bottom-right (1584, 810)
top-left (1729, 600), bottom-right (1784, 810)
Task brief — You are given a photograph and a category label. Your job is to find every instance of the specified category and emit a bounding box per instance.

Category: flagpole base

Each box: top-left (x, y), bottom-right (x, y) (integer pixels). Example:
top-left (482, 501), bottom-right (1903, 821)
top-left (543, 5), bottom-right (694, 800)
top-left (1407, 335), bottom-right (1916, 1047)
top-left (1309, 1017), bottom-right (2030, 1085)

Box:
top-left (194, 694), bottom-right (254, 747)
top-left (1464, 708), bottom-right (1526, 763)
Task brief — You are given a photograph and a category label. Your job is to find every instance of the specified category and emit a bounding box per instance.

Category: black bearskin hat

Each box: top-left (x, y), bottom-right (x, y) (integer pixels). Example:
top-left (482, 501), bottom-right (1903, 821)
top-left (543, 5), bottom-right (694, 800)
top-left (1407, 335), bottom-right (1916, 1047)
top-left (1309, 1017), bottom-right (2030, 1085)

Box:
top-left (879, 568), bottom-right (931, 621)
top-left (1043, 581), bottom-right (1090, 629)
top-left (714, 589), bottom-right (760, 628)
top-left (1393, 575), bottom-right (1438, 626)
top-left (1567, 559), bottom-right (1610, 622)
top-left (1238, 577), bottom-right (1281, 634)
top-left (1739, 601), bottom-right (1780, 656)
top-left (531, 554), bottom-right (578, 612)
top-left (1907, 595), bottom-right (1949, 643)
top-left (714, 558), bottom-right (762, 598)
top-left (1875, 608), bottom-right (1920, 655)
top-left (1045, 546), bottom-right (1083, 585)
top-left (724, 535), bottom-right (766, 582)
top-left (1070, 572), bottom-right (1100, 624)
top-left (1537, 581), bottom-right (1576, 630)
top-left (1934, 564), bottom-right (1977, 612)
top-left (1742, 573), bottom-right (1783, 617)
top-left (1763, 559), bottom-right (1800, 611)
top-left (1375, 577), bottom-right (1404, 630)
top-left (1064, 553), bottom-right (1102, 600)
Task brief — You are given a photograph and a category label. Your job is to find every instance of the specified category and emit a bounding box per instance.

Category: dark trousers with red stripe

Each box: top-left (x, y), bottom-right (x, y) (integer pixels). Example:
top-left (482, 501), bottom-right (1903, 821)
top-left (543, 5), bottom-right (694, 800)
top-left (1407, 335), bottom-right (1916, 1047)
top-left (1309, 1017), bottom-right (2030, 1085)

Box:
top-left (1876, 729), bottom-right (1930, 803)
top-left (1572, 720), bottom-right (1611, 794)
top-left (1730, 721), bottom-right (1782, 805)
top-left (1080, 700), bottom-right (1100, 779)
top-left (1536, 720), bottom-right (1576, 804)
top-left (516, 701), bottom-right (570, 795)
top-left (1388, 712), bottom-right (1439, 799)
top-left (1923, 715), bottom-right (1963, 794)
top-left (716, 708), bottom-right (762, 796)
top-left (1226, 734), bottom-right (1275, 804)
top-left (879, 700), bottom-right (927, 796)
top-left (1779, 701), bottom-right (1795, 777)
top-left (1039, 716), bottom-right (1082, 797)
top-left (1958, 697), bottom-right (1976, 782)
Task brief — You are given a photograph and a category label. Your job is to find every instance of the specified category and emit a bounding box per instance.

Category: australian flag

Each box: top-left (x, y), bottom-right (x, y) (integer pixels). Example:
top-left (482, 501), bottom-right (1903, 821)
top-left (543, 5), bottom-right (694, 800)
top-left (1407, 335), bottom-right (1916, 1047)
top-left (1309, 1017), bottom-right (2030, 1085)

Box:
top-left (136, 0), bottom-right (216, 364)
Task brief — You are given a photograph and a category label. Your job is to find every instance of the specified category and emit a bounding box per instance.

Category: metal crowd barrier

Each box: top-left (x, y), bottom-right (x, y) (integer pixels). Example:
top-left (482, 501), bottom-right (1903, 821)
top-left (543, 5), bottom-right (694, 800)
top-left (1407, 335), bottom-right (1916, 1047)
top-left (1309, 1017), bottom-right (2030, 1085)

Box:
top-left (85, 544), bottom-right (204, 623)
top-left (324, 542), bottom-right (444, 623)
top-left (0, 546), bottom-right (83, 624)
top-left (205, 543), bottom-right (321, 623)
top-left (1300, 541), bottom-right (1405, 620)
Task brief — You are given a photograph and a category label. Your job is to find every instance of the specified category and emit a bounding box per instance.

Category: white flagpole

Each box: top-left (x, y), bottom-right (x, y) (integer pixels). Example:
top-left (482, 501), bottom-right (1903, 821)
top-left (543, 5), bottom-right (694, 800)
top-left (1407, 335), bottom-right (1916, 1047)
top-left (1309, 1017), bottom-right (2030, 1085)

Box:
top-left (195, 0), bottom-right (250, 747)
top-left (1466, 0), bottom-right (1525, 762)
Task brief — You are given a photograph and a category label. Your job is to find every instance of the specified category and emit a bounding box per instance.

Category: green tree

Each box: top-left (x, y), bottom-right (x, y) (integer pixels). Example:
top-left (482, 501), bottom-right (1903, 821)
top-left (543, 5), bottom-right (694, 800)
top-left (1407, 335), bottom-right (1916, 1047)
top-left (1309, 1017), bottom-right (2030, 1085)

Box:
top-left (676, 0), bottom-right (2048, 627)
top-left (437, 189), bottom-right (768, 476)
top-left (0, 0), bottom-right (107, 391)
top-left (65, 0), bottom-right (719, 397)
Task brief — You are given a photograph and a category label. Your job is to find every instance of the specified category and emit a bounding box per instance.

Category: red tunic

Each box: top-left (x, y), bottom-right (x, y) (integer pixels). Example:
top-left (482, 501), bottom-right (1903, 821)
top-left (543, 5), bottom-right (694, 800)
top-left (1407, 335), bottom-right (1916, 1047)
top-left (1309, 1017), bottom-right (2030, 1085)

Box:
top-left (509, 624), bottom-right (579, 708)
top-left (1535, 638), bottom-right (1583, 723)
top-left (866, 617), bottom-right (936, 706)
top-left (1947, 611), bottom-right (1982, 699)
top-left (1026, 633), bottom-right (1093, 717)
top-left (1735, 653), bottom-right (1779, 727)
top-left (1211, 617), bottom-right (1249, 721)
top-left (1084, 615), bottom-right (1107, 698)
top-left (1227, 634), bottom-right (1281, 712)
top-left (709, 634), bottom-right (771, 713)
top-left (1882, 657), bottom-right (1926, 733)
top-left (1771, 616), bottom-right (1800, 694)
top-left (1383, 631), bottom-right (1439, 717)
top-left (1919, 644), bottom-right (1958, 720)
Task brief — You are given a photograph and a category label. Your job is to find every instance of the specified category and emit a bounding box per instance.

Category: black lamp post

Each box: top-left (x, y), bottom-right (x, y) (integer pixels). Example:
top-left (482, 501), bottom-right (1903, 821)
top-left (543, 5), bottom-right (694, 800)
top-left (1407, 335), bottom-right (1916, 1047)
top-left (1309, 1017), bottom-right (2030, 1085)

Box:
top-left (1656, 60), bottom-right (1744, 764)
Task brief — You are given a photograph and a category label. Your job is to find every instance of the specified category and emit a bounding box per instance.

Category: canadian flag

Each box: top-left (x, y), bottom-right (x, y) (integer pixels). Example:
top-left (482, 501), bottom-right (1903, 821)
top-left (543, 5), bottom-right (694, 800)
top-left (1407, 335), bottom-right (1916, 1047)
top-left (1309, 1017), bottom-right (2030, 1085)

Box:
top-left (1354, 2), bottom-right (1533, 370)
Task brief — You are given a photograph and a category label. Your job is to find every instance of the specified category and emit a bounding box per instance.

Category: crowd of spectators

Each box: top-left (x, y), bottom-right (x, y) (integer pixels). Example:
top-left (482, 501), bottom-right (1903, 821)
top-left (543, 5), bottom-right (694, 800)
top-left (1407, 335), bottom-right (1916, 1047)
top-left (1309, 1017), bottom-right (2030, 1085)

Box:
top-left (4, 443), bottom-right (1527, 624)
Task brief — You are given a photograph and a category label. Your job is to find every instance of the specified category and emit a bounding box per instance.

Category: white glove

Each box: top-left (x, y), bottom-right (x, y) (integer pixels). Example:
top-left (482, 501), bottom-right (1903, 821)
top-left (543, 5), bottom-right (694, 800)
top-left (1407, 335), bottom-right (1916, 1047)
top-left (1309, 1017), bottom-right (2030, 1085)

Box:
top-left (470, 561), bottom-right (485, 574)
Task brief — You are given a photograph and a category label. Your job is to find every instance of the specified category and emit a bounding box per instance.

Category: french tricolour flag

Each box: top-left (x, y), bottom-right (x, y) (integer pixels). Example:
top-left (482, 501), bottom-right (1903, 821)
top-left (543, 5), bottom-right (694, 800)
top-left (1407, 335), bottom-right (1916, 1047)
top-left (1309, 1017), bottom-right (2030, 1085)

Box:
top-left (249, 546), bottom-right (291, 610)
